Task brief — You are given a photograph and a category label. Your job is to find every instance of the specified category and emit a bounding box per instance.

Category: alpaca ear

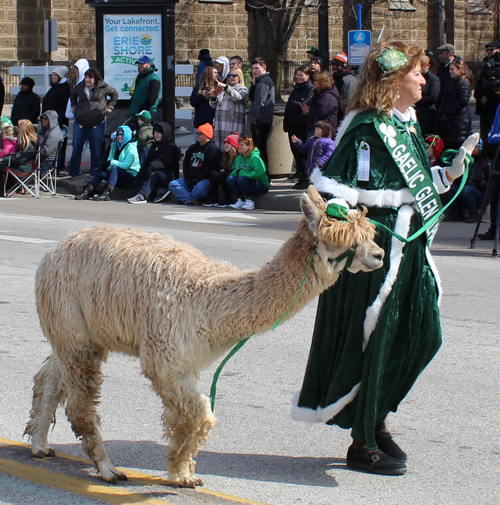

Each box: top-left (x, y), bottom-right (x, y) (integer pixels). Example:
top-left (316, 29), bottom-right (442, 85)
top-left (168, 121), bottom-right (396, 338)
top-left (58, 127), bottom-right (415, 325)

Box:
top-left (300, 191), bottom-right (322, 234)
top-left (307, 185), bottom-right (326, 209)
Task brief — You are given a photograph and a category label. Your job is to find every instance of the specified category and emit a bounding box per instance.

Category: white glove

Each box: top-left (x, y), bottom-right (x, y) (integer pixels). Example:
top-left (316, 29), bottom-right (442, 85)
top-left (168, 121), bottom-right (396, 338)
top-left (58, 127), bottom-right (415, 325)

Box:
top-left (447, 133), bottom-right (480, 180)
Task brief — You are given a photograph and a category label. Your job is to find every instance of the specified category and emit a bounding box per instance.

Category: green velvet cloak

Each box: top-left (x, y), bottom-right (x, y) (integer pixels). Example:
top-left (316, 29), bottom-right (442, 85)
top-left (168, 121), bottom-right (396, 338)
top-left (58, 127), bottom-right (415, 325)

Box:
top-left (292, 109), bottom-right (443, 451)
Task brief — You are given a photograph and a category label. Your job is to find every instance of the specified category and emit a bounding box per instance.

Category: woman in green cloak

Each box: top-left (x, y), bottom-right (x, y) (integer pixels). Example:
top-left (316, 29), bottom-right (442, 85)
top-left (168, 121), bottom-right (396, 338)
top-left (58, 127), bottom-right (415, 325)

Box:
top-left (292, 41), bottom-right (478, 476)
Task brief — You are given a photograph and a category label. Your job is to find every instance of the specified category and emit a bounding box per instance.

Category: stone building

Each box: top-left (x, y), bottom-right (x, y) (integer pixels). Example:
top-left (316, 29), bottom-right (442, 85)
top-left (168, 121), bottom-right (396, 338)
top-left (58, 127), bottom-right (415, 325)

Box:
top-left (0, 0), bottom-right (498, 71)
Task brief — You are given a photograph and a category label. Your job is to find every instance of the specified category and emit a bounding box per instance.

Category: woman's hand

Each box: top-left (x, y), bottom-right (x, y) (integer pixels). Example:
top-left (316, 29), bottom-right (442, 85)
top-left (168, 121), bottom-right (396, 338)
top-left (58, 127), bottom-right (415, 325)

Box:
top-left (291, 135), bottom-right (299, 143)
top-left (446, 133), bottom-right (480, 181)
top-left (301, 102), bottom-right (310, 115)
top-left (213, 82), bottom-right (226, 95)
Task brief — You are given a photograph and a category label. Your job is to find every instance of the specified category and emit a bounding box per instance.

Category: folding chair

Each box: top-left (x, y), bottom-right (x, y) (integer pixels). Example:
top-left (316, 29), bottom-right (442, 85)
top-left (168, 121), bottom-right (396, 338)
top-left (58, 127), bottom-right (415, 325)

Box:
top-left (3, 150), bottom-right (40, 198)
top-left (39, 125), bottom-right (69, 196)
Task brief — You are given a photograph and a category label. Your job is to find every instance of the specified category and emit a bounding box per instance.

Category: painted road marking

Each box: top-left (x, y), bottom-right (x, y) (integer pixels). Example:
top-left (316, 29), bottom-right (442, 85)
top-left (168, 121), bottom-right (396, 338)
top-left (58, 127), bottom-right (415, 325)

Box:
top-left (0, 438), bottom-right (266, 505)
top-left (0, 232), bottom-right (56, 244)
top-left (163, 212), bottom-right (258, 227)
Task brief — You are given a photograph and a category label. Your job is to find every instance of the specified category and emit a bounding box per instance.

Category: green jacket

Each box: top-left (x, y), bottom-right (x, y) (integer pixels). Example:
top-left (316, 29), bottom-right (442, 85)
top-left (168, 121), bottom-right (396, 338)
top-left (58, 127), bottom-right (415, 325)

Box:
top-left (107, 128), bottom-right (141, 176)
top-left (137, 123), bottom-right (154, 152)
top-left (129, 65), bottom-right (161, 115)
top-left (230, 148), bottom-right (270, 187)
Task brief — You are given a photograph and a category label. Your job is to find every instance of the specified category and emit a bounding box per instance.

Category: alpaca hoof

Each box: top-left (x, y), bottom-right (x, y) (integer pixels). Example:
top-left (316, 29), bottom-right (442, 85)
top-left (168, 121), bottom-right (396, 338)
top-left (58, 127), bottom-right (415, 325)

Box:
top-left (46, 448), bottom-right (56, 458)
top-left (33, 450), bottom-right (45, 459)
top-left (192, 476), bottom-right (204, 487)
top-left (33, 447), bottom-right (56, 459)
top-left (165, 476), bottom-right (200, 489)
top-left (116, 472), bottom-right (128, 481)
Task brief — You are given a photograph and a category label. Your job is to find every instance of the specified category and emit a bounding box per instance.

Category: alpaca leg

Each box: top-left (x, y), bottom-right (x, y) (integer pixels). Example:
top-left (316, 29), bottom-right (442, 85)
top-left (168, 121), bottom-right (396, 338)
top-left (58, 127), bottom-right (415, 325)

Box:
top-left (61, 347), bottom-right (127, 484)
top-left (25, 354), bottom-right (65, 458)
top-left (150, 373), bottom-right (216, 488)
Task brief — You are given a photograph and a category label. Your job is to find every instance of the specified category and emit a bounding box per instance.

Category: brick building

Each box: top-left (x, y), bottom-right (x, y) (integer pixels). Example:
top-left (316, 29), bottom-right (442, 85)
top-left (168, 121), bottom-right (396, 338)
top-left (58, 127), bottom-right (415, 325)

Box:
top-left (0, 0), bottom-right (498, 71)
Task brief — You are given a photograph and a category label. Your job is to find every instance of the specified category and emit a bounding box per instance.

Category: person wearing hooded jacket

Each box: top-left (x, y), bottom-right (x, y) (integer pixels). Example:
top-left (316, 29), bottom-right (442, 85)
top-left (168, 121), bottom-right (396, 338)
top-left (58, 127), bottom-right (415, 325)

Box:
top-left (42, 67), bottom-right (70, 170)
top-left (168, 122), bottom-right (219, 205)
top-left (10, 77), bottom-right (41, 126)
top-left (127, 122), bottom-right (181, 204)
top-left (75, 125), bottom-right (140, 201)
top-left (65, 58), bottom-right (89, 120)
top-left (68, 68), bottom-right (118, 178)
top-left (37, 110), bottom-right (63, 168)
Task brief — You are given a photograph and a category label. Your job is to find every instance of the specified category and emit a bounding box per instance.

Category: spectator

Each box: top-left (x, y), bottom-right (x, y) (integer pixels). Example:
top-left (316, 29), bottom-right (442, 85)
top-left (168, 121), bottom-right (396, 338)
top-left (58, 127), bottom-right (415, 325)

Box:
top-left (308, 57), bottom-right (323, 82)
top-left (1, 119), bottom-right (38, 173)
top-left (302, 70), bottom-right (339, 137)
top-left (37, 110), bottom-right (63, 167)
top-left (436, 43), bottom-right (458, 106)
top-left (42, 66), bottom-right (70, 171)
top-left (129, 55), bottom-right (161, 125)
top-left (214, 56), bottom-right (230, 83)
top-left (127, 122), bottom-right (181, 204)
top-left (0, 76), bottom-right (4, 116)
top-left (228, 135), bottom-right (269, 211)
top-left (425, 134), bottom-right (445, 166)
top-left (204, 132), bottom-right (240, 207)
top-left (196, 49), bottom-right (214, 86)
top-left (190, 66), bottom-right (218, 133)
top-left (283, 65), bottom-right (314, 183)
top-left (306, 45), bottom-right (320, 60)
top-left (75, 125), bottom-right (140, 201)
top-left (248, 57), bottom-right (275, 176)
top-left (169, 123), bottom-right (219, 205)
top-left (415, 55), bottom-right (441, 137)
top-left (11, 77), bottom-right (40, 126)
top-left (68, 68), bottom-right (118, 178)
top-left (474, 41), bottom-right (500, 159)
top-left (134, 110), bottom-right (154, 163)
top-left (436, 60), bottom-right (472, 151)
top-left (65, 58), bottom-right (89, 120)
top-left (0, 123), bottom-right (17, 162)
top-left (229, 54), bottom-right (252, 89)
top-left (210, 68), bottom-right (248, 150)
top-left (291, 119), bottom-right (335, 189)
top-left (331, 52), bottom-right (357, 121)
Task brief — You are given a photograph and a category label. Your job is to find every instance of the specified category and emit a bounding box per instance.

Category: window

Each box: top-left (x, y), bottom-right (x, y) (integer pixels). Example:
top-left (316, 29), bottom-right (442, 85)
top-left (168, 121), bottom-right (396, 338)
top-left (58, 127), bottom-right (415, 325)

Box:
top-left (467, 0), bottom-right (493, 14)
top-left (389, 0), bottom-right (416, 11)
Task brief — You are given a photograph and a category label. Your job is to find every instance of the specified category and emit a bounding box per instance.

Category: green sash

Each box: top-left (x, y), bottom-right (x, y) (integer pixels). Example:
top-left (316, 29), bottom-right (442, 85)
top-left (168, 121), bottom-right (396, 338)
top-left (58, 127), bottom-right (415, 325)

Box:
top-left (371, 114), bottom-right (442, 246)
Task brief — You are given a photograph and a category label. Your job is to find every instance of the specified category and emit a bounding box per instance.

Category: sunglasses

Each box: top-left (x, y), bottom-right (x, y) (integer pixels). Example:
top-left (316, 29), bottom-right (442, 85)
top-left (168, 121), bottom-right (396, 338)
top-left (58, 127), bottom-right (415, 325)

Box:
top-left (116, 132), bottom-right (124, 137)
top-left (228, 74), bottom-right (238, 78)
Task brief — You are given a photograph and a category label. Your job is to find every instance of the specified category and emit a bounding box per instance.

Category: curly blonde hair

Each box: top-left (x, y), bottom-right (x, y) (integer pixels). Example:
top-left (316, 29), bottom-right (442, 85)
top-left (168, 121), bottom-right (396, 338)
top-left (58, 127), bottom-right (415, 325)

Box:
top-left (348, 41), bottom-right (425, 116)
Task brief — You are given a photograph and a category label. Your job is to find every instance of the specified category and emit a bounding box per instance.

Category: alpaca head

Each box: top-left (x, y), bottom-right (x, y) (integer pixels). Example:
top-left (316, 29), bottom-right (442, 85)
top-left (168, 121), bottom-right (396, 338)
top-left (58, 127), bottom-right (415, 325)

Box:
top-left (300, 186), bottom-right (385, 276)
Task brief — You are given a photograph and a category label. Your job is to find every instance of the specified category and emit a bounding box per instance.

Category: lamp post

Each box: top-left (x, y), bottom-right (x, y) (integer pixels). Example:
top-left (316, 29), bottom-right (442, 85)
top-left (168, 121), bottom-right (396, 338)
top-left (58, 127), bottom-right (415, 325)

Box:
top-left (318, 0), bottom-right (329, 71)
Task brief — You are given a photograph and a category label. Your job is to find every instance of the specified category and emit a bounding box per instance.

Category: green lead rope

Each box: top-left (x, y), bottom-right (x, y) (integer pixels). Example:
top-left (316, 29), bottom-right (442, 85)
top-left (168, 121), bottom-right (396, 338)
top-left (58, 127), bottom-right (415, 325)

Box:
top-left (369, 150), bottom-right (473, 243)
top-left (209, 245), bottom-right (318, 412)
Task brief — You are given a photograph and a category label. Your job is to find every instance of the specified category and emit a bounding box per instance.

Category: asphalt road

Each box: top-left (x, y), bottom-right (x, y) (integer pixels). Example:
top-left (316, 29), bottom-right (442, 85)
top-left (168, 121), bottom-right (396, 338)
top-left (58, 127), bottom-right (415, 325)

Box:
top-left (0, 194), bottom-right (499, 505)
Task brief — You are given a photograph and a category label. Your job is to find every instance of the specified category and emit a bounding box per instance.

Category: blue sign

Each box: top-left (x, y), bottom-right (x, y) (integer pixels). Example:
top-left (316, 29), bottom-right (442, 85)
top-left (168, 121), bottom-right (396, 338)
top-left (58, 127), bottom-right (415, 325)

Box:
top-left (348, 30), bottom-right (372, 66)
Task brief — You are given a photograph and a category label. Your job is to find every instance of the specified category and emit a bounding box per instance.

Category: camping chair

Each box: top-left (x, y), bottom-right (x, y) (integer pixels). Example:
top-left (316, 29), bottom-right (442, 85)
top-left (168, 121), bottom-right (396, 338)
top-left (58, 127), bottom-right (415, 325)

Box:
top-left (38, 125), bottom-right (69, 196)
top-left (3, 149), bottom-right (41, 198)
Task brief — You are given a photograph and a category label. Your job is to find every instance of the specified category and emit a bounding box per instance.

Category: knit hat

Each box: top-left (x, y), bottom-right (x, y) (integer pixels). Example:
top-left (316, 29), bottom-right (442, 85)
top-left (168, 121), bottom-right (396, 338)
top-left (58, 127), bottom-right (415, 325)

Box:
top-left (135, 110), bottom-right (152, 123)
top-left (197, 123), bottom-right (213, 139)
top-left (426, 135), bottom-right (445, 159)
top-left (309, 56), bottom-right (323, 69)
top-left (52, 66), bottom-right (68, 79)
top-left (332, 52), bottom-right (348, 66)
top-left (307, 45), bottom-right (320, 57)
top-left (224, 132), bottom-right (240, 149)
top-left (1, 115), bottom-right (13, 129)
top-left (20, 77), bottom-right (35, 89)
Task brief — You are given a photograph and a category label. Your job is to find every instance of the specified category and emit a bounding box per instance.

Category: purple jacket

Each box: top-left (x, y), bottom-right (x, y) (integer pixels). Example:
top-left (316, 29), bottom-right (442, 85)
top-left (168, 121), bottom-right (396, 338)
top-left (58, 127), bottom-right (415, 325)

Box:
top-left (295, 135), bottom-right (336, 175)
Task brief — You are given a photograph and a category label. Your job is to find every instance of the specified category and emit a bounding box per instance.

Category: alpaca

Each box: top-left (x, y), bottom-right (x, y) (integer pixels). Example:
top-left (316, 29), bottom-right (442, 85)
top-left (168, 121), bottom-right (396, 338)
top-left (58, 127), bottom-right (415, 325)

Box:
top-left (25, 186), bottom-right (384, 488)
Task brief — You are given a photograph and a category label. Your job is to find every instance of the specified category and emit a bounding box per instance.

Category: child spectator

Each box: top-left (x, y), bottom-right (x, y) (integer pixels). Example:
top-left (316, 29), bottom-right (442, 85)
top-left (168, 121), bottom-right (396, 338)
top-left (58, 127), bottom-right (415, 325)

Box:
top-left (135, 110), bottom-right (154, 163)
top-left (291, 120), bottom-right (336, 189)
top-left (227, 136), bottom-right (269, 211)
top-left (204, 132), bottom-right (240, 207)
top-left (0, 122), bottom-right (17, 162)
top-left (425, 135), bottom-right (445, 166)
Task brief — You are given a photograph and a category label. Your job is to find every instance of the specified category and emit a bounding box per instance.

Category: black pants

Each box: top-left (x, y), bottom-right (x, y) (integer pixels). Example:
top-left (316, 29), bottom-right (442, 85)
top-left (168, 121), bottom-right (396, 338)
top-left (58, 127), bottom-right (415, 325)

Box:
top-left (251, 121), bottom-right (272, 176)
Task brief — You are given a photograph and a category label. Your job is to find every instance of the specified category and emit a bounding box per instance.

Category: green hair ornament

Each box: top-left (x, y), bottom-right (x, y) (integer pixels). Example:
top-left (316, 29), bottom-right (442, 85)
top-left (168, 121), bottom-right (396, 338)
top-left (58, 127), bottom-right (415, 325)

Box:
top-left (376, 47), bottom-right (408, 76)
top-left (326, 202), bottom-right (349, 220)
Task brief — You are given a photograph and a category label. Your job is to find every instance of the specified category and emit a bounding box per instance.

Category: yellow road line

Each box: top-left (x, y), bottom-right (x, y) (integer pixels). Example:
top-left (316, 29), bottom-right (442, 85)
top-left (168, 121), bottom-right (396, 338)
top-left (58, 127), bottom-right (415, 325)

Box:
top-left (0, 438), bottom-right (267, 505)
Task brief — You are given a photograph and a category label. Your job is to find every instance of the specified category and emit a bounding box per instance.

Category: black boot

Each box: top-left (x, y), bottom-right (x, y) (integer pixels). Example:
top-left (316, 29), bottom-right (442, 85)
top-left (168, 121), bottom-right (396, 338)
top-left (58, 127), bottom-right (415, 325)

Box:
top-left (93, 183), bottom-right (114, 201)
top-left (375, 421), bottom-right (407, 463)
top-left (75, 183), bottom-right (94, 201)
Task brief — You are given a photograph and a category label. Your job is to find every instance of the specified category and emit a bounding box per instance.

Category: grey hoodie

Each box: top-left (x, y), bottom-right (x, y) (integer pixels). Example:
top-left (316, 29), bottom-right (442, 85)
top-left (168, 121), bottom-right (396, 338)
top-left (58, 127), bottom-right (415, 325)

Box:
top-left (38, 110), bottom-right (63, 161)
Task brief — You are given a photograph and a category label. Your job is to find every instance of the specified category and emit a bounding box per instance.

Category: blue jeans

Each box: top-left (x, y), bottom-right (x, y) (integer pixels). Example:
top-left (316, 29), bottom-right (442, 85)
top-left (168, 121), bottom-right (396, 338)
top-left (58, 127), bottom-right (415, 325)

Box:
top-left (168, 178), bottom-right (211, 204)
top-left (68, 120), bottom-right (106, 177)
top-left (90, 166), bottom-right (136, 189)
top-left (226, 175), bottom-right (269, 199)
top-left (137, 170), bottom-right (174, 199)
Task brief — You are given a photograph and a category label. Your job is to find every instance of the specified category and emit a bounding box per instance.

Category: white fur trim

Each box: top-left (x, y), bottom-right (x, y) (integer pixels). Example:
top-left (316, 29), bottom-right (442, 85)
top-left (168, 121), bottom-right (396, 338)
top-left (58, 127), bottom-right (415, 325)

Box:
top-left (311, 167), bottom-right (414, 208)
top-left (334, 110), bottom-right (358, 145)
top-left (425, 246), bottom-right (442, 306)
top-left (291, 383), bottom-right (361, 423)
top-left (432, 166), bottom-right (452, 193)
top-left (363, 205), bottom-right (413, 352)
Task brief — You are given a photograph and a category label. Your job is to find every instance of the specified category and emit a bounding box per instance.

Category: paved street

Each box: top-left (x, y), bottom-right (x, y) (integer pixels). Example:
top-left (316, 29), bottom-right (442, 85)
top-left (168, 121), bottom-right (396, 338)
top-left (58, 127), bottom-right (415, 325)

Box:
top-left (0, 195), bottom-right (499, 505)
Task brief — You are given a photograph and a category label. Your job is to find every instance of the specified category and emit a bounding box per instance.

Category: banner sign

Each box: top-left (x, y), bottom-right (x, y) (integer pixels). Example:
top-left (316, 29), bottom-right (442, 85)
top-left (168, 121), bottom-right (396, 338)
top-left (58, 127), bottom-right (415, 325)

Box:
top-left (103, 14), bottom-right (162, 100)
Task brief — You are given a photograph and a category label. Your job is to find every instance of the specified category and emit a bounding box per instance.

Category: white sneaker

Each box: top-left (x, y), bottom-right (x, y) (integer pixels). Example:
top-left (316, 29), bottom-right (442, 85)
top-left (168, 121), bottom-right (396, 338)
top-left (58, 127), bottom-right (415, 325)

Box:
top-left (242, 199), bottom-right (255, 210)
top-left (153, 189), bottom-right (170, 203)
top-left (128, 193), bottom-right (147, 204)
top-left (231, 199), bottom-right (245, 209)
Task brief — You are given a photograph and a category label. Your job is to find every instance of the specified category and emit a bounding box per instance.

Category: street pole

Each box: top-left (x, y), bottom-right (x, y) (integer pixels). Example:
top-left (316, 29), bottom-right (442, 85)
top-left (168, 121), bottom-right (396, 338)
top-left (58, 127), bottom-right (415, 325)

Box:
top-left (318, 0), bottom-right (329, 71)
